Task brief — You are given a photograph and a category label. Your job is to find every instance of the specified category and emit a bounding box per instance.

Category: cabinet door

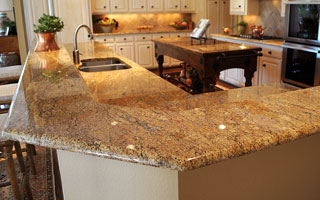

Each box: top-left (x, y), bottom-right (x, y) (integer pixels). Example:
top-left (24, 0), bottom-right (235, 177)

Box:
top-left (92, 0), bottom-right (110, 13)
top-left (207, 0), bottom-right (220, 35)
top-left (230, 0), bottom-right (245, 15)
top-left (148, 0), bottom-right (163, 12)
top-left (152, 34), bottom-right (171, 67)
top-left (181, 0), bottom-right (195, 12)
top-left (224, 69), bottom-right (245, 87)
top-left (165, 0), bottom-right (180, 11)
top-left (220, 0), bottom-right (232, 34)
top-left (105, 43), bottom-right (116, 51)
top-left (116, 43), bottom-right (135, 61)
top-left (110, 0), bottom-right (128, 12)
top-left (259, 57), bottom-right (282, 85)
top-left (135, 42), bottom-right (154, 69)
top-left (130, 0), bottom-right (147, 12)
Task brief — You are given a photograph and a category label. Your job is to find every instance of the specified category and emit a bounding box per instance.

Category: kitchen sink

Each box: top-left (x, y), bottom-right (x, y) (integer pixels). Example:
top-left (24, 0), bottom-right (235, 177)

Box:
top-left (78, 58), bottom-right (131, 72)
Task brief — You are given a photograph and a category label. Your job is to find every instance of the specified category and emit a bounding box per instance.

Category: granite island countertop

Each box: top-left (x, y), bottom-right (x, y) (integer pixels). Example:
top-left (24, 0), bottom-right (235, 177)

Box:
top-left (2, 40), bottom-right (320, 171)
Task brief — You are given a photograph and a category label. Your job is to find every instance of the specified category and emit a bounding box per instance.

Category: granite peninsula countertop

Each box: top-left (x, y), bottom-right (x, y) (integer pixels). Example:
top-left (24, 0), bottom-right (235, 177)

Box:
top-left (2, 40), bottom-right (320, 171)
top-left (211, 34), bottom-right (285, 47)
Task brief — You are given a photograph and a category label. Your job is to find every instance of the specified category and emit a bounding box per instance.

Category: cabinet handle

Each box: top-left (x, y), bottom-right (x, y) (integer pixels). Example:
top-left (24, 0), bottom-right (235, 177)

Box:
top-left (104, 39), bottom-right (107, 41)
top-left (141, 5), bottom-right (144, 8)
top-left (268, 51), bottom-right (272, 55)
top-left (160, 36), bottom-right (163, 38)
top-left (120, 48), bottom-right (123, 50)
top-left (263, 64), bottom-right (266, 67)
top-left (124, 38), bottom-right (127, 40)
top-left (103, 6), bottom-right (106, 8)
top-left (223, 1), bottom-right (226, 4)
top-left (142, 37), bottom-right (145, 39)
top-left (151, 5), bottom-right (154, 8)
top-left (177, 35), bottom-right (180, 37)
top-left (175, 5), bottom-right (178, 8)
top-left (184, 5), bottom-right (187, 8)
top-left (238, 5), bottom-right (241, 8)
top-left (115, 6), bottom-right (118, 8)
top-left (147, 46), bottom-right (150, 49)
top-left (215, 1), bottom-right (217, 4)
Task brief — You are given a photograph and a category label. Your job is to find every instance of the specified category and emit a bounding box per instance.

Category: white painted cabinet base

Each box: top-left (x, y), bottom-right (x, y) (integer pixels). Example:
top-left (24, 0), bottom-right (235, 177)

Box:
top-left (58, 133), bottom-right (320, 200)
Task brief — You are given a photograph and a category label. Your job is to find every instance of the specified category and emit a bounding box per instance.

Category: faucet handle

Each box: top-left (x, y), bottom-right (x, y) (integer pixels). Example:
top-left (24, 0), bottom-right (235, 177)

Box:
top-left (88, 34), bottom-right (93, 39)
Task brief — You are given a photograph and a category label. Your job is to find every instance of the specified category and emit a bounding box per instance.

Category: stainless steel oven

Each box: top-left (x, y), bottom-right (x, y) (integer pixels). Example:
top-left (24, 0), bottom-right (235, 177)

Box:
top-left (284, 4), bottom-right (320, 46)
top-left (282, 42), bottom-right (320, 87)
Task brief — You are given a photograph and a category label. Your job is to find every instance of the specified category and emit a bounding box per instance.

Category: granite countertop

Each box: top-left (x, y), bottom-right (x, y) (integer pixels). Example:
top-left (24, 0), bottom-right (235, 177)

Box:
top-left (2, 40), bottom-right (320, 171)
top-left (211, 34), bottom-right (285, 47)
top-left (93, 29), bottom-right (192, 36)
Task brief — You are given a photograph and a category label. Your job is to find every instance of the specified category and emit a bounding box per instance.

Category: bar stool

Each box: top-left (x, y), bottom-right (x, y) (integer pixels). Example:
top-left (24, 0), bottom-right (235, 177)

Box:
top-left (0, 114), bottom-right (34, 200)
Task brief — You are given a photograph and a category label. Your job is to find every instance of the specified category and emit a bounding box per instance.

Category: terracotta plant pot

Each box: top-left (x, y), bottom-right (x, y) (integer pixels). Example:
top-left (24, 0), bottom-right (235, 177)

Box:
top-left (35, 32), bottom-right (59, 52)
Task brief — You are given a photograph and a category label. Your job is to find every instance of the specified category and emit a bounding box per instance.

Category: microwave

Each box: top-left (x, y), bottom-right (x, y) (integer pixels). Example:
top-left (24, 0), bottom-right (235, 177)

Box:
top-left (284, 4), bottom-right (320, 46)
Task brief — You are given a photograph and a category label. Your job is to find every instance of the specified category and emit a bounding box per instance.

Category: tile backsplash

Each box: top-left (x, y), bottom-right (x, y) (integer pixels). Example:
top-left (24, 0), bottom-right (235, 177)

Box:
top-left (93, 13), bottom-right (192, 33)
top-left (242, 0), bottom-right (284, 37)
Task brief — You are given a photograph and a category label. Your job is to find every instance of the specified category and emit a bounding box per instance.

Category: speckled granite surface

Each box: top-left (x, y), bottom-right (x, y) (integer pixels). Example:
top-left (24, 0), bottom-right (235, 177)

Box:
top-left (93, 29), bottom-right (192, 36)
top-left (211, 34), bottom-right (285, 47)
top-left (2, 41), bottom-right (320, 171)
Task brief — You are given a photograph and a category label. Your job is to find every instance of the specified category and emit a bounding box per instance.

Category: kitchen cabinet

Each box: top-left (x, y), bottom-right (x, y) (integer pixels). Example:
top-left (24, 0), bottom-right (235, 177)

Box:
top-left (110, 0), bottom-right (128, 13)
top-left (165, 0), bottom-right (181, 12)
top-left (92, 0), bottom-right (110, 13)
top-left (130, 0), bottom-right (147, 12)
top-left (148, 0), bottom-right (163, 12)
top-left (223, 69), bottom-right (245, 87)
top-left (230, 0), bottom-right (259, 15)
top-left (207, 0), bottom-right (231, 35)
top-left (135, 42), bottom-right (154, 68)
top-left (258, 57), bottom-right (282, 85)
top-left (116, 43), bottom-right (135, 61)
top-left (181, 0), bottom-right (195, 12)
top-left (152, 33), bottom-right (171, 67)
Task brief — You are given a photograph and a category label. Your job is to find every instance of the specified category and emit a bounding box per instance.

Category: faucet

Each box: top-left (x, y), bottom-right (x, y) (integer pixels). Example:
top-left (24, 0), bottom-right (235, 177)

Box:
top-left (73, 24), bottom-right (93, 64)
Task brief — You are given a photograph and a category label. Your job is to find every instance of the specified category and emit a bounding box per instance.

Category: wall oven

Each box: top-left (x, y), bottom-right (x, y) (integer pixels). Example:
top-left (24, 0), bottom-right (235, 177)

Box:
top-left (282, 3), bottom-right (320, 87)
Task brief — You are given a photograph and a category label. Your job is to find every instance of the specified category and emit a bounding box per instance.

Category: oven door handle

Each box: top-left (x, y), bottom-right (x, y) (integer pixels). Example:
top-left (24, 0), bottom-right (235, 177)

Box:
top-left (282, 43), bottom-right (320, 54)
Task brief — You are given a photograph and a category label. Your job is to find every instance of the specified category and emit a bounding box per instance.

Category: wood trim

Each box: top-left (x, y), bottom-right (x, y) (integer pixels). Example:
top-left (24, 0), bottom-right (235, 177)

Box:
top-left (0, 36), bottom-right (20, 55)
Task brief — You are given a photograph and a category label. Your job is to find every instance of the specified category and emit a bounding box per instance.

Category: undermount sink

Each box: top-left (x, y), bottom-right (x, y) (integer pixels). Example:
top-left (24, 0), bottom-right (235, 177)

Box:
top-left (78, 58), bottom-right (131, 72)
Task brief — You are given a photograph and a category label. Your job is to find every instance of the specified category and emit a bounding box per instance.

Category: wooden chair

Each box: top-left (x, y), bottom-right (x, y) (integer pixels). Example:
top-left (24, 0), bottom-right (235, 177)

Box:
top-left (0, 114), bottom-right (34, 200)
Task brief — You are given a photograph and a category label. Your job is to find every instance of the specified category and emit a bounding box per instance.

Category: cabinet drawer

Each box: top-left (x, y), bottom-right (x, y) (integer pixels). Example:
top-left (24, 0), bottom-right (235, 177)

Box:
top-left (170, 33), bottom-right (187, 38)
top-left (262, 47), bottom-right (283, 59)
top-left (135, 34), bottom-right (152, 41)
top-left (115, 35), bottom-right (134, 42)
top-left (152, 33), bottom-right (170, 39)
top-left (95, 36), bottom-right (115, 43)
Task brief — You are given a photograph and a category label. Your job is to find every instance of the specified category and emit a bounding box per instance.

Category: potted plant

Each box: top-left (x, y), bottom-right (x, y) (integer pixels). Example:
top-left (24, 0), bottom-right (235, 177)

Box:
top-left (97, 17), bottom-right (118, 33)
top-left (33, 14), bottom-right (64, 52)
top-left (237, 21), bottom-right (248, 35)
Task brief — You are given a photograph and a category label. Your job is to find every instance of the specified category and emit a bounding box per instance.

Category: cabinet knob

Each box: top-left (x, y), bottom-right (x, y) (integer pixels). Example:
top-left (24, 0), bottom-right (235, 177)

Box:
top-left (238, 5), bottom-right (241, 8)
top-left (115, 6), bottom-right (118, 8)
top-left (151, 5), bottom-right (154, 8)
top-left (268, 51), bottom-right (272, 55)
top-left (214, 1), bottom-right (217, 4)
top-left (184, 5), bottom-right (187, 8)
top-left (142, 37), bottom-right (145, 39)
top-left (120, 48), bottom-right (123, 50)
top-left (177, 35), bottom-right (180, 37)
top-left (175, 5), bottom-right (178, 8)
top-left (223, 1), bottom-right (226, 4)
top-left (141, 5), bottom-right (144, 8)
top-left (160, 36), bottom-right (163, 38)
top-left (147, 46), bottom-right (150, 49)
top-left (263, 64), bottom-right (266, 67)
top-left (103, 6), bottom-right (106, 9)
top-left (124, 38), bottom-right (127, 40)
top-left (104, 39), bottom-right (107, 41)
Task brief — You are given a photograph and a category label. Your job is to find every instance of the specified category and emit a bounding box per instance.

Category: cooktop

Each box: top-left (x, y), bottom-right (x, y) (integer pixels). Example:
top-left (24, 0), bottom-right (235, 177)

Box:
top-left (230, 34), bottom-right (283, 40)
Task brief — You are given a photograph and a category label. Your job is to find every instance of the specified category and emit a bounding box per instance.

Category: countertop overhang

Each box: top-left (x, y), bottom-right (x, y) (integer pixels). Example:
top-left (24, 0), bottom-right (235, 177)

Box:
top-left (2, 40), bottom-right (320, 171)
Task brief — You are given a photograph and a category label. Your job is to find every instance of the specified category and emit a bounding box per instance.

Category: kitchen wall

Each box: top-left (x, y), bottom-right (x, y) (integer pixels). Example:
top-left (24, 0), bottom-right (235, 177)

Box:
top-left (92, 13), bottom-right (192, 33)
top-left (243, 0), bottom-right (284, 37)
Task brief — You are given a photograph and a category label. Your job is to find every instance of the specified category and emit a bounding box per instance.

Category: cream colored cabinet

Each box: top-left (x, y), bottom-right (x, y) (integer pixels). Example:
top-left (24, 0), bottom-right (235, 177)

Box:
top-left (181, 0), bottom-right (195, 12)
top-left (92, 0), bottom-right (110, 13)
top-left (116, 43), bottom-right (135, 61)
top-left (230, 0), bottom-right (258, 15)
top-left (152, 33), bottom-right (171, 67)
top-left (165, 0), bottom-right (181, 11)
top-left (148, 0), bottom-right (163, 12)
top-left (110, 0), bottom-right (128, 13)
top-left (258, 57), bottom-right (282, 85)
top-left (207, 0), bottom-right (231, 35)
top-left (135, 42), bottom-right (154, 68)
top-left (130, 0), bottom-right (147, 12)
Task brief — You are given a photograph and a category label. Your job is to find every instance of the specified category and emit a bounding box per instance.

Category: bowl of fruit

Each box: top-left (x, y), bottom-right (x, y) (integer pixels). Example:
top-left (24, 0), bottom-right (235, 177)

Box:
top-left (169, 20), bottom-right (188, 30)
top-left (98, 18), bottom-right (118, 33)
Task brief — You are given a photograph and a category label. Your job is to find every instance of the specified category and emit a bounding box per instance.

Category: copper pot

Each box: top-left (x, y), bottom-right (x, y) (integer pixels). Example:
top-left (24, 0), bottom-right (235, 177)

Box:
top-left (251, 25), bottom-right (265, 38)
top-left (34, 33), bottom-right (59, 52)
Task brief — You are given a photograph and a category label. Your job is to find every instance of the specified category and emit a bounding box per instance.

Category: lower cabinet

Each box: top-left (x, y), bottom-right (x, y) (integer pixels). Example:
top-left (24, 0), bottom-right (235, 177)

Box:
top-left (135, 42), bottom-right (154, 69)
top-left (116, 43), bottom-right (135, 61)
top-left (222, 69), bottom-right (246, 87)
top-left (258, 56), bottom-right (282, 85)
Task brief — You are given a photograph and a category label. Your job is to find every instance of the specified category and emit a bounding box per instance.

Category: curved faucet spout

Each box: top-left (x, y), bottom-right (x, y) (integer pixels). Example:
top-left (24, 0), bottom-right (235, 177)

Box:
top-left (73, 24), bottom-right (93, 64)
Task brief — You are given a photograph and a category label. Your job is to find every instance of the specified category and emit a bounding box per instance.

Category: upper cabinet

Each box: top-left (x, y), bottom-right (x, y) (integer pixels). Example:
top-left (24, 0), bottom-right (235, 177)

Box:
top-left (92, 0), bottom-right (110, 13)
top-left (130, 0), bottom-right (147, 12)
top-left (230, 0), bottom-right (258, 15)
top-left (110, 0), bottom-right (128, 13)
top-left (181, 0), bottom-right (195, 12)
top-left (148, 0), bottom-right (163, 12)
top-left (165, 0), bottom-right (181, 12)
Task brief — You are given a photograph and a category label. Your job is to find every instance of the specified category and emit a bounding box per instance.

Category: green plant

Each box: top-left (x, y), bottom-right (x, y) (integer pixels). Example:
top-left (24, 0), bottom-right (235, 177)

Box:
top-left (238, 21), bottom-right (248, 28)
top-left (33, 14), bottom-right (64, 33)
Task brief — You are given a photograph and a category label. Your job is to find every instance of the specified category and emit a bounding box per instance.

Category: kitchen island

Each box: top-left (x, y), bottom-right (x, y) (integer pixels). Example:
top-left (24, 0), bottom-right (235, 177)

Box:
top-left (2, 41), bottom-right (320, 200)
